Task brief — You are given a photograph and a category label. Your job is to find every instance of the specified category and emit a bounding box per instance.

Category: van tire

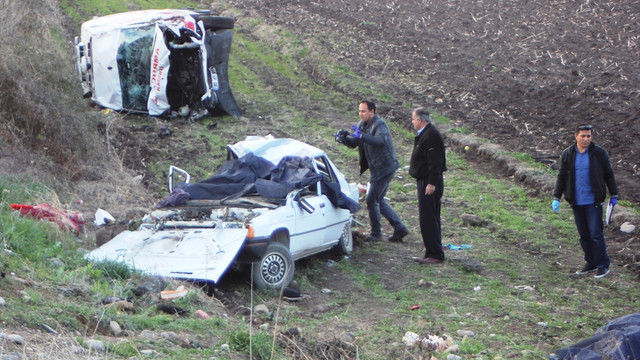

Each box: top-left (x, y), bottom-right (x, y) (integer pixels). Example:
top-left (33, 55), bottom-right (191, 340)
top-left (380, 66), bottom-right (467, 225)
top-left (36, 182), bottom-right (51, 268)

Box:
top-left (198, 16), bottom-right (235, 30)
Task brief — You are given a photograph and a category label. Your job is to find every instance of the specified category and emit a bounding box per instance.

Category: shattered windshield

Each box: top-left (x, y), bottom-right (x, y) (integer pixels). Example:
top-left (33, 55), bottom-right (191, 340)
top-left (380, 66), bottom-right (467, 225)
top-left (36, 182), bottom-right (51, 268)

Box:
top-left (116, 25), bottom-right (155, 111)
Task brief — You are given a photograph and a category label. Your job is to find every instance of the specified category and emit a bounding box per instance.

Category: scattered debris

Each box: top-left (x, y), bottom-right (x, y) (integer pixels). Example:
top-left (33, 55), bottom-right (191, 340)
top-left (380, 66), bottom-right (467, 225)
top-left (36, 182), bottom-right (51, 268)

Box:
top-left (195, 310), bottom-right (210, 319)
top-left (460, 214), bottom-right (488, 227)
top-left (157, 303), bottom-right (189, 316)
top-left (94, 208), bottom-right (115, 226)
top-left (515, 285), bottom-right (536, 292)
top-left (444, 244), bottom-right (472, 250)
top-left (160, 285), bottom-right (188, 300)
top-left (620, 222), bottom-right (636, 233)
top-left (10, 203), bottom-right (84, 233)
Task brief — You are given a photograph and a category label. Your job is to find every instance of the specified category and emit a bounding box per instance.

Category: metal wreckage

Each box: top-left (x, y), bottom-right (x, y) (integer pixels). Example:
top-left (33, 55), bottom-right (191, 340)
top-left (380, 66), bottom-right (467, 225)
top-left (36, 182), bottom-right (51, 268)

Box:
top-left (86, 136), bottom-right (361, 290)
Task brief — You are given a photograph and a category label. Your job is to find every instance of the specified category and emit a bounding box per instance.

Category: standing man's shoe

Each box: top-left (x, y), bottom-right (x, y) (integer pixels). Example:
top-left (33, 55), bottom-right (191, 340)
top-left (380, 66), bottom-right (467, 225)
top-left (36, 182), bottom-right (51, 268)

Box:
top-left (418, 257), bottom-right (444, 265)
top-left (388, 228), bottom-right (409, 243)
top-left (575, 264), bottom-right (597, 275)
top-left (365, 234), bottom-right (382, 242)
top-left (594, 268), bottom-right (610, 279)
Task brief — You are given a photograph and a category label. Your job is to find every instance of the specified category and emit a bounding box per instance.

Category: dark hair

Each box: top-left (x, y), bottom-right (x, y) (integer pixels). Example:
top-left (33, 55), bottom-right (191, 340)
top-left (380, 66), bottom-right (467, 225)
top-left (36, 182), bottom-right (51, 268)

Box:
top-left (360, 100), bottom-right (376, 113)
top-left (414, 107), bottom-right (431, 123)
top-left (576, 124), bottom-right (593, 133)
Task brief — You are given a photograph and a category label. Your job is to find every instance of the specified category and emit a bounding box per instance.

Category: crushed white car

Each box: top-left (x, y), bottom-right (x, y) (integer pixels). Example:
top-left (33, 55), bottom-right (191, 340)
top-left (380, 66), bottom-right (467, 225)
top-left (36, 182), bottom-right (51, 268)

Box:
top-left (74, 9), bottom-right (241, 118)
top-left (86, 136), bottom-right (360, 289)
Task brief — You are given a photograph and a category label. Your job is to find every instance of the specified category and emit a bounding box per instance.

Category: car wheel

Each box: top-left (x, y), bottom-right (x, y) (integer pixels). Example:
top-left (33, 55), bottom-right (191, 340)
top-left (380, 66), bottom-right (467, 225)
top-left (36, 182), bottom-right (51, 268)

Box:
top-left (252, 242), bottom-right (294, 290)
top-left (197, 16), bottom-right (235, 30)
top-left (333, 221), bottom-right (353, 255)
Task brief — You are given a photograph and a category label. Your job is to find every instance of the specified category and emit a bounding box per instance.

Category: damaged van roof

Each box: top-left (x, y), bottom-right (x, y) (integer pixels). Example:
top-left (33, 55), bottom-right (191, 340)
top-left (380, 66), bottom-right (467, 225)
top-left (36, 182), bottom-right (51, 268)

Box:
top-left (81, 9), bottom-right (201, 34)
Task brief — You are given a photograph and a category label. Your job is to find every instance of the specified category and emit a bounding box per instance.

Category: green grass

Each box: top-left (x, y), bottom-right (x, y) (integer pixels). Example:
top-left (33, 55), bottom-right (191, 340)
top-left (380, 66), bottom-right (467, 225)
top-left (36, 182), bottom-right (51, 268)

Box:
top-left (60, 0), bottom-right (201, 23)
top-left (3, 136), bottom-right (639, 359)
top-left (290, 148), bottom-right (639, 358)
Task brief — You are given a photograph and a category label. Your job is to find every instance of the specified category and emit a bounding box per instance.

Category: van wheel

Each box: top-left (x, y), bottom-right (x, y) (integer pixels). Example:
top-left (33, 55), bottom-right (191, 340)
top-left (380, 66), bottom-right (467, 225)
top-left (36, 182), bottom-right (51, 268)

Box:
top-left (333, 221), bottom-right (353, 255)
top-left (252, 242), bottom-right (294, 290)
top-left (197, 16), bottom-right (235, 30)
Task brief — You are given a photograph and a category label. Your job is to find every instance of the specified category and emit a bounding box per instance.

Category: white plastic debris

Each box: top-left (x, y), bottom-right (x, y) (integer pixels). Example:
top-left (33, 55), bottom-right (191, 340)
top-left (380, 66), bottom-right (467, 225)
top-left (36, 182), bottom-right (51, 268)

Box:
top-left (94, 208), bottom-right (115, 226)
top-left (160, 285), bottom-right (188, 300)
top-left (620, 222), bottom-right (636, 233)
top-left (403, 331), bottom-right (421, 347)
top-left (515, 285), bottom-right (536, 292)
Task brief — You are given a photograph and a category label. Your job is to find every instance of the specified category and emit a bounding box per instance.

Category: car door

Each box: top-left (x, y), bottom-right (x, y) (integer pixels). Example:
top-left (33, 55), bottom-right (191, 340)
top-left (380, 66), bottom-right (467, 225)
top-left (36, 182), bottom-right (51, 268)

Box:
top-left (312, 156), bottom-right (349, 245)
top-left (289, 186), bottom-right (328, 259)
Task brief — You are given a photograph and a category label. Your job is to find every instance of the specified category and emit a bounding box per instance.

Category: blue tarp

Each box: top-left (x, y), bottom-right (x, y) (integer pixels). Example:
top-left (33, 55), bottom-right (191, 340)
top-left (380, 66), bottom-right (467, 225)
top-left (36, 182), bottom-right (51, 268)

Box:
top-left (158, 154), bottom-right (360, 213)
top-left (551, 313), bottom-right (640, 360)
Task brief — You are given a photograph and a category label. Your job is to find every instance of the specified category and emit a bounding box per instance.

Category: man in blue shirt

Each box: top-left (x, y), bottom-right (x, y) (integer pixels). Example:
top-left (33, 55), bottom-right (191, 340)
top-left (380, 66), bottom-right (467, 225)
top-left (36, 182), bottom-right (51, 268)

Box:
top-left (552, 125), bottom-right (618, 279)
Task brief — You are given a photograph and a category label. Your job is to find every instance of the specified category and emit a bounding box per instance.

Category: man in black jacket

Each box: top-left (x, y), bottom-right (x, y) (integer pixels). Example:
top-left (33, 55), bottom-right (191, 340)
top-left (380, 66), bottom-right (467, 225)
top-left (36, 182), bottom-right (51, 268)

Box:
top-left (337, 100), bottom-right (408, 242)
top-left (552, 124), bottom-right (618, 279)
top-left (409, 107), bottom-right (447, 264)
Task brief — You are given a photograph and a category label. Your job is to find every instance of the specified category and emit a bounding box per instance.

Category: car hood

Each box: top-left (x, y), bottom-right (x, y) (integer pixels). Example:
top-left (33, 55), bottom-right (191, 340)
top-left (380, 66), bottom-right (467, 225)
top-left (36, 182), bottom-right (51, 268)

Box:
top-left (86, 225), bottom-right (247, 284)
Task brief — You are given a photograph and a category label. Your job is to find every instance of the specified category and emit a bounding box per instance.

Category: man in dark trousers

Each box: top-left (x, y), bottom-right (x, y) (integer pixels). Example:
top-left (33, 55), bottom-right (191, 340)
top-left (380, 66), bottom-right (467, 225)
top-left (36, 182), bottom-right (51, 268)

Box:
top-left (409, 107), bottom-right (447, 264)
top-left (552, 124), bottom-right (618, 279)
top-left (336, 100), bottom-right (409, 242)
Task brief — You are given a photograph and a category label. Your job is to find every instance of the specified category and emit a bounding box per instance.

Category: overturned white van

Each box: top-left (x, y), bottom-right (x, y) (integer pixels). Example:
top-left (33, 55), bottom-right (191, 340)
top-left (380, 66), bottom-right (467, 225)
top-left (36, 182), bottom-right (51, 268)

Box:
top-left (74, 9), bottom-right (241, 118)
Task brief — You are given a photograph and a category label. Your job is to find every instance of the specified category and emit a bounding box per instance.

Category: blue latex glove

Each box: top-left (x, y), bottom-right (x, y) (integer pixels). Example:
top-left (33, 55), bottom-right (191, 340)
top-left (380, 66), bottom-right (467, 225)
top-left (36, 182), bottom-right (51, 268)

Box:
top-left (350, 124), bottom-right (362, 139)
top-left (552, 199), bottom-right (560, 213)
top-left (609, 198), bottom-right (617, 207)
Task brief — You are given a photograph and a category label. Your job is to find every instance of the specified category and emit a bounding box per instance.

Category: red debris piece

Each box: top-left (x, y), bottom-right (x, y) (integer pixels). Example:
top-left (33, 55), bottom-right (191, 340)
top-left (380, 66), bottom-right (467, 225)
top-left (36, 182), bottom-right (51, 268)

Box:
top-left (10, 203), bottom-right (85, 234)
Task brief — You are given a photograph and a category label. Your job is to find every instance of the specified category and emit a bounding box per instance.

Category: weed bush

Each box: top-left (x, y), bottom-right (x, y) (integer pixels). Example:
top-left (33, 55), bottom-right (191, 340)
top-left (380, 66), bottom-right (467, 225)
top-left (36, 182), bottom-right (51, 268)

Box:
top-left (228, 329), bottom-right (280, 359)
top-left (91, 260), bottom-right (133, 281)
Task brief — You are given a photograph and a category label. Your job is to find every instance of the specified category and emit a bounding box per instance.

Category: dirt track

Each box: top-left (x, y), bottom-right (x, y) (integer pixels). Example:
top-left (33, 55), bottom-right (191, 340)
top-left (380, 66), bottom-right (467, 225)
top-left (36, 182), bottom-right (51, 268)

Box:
top-left (226, 0), bottom-right (640, 205)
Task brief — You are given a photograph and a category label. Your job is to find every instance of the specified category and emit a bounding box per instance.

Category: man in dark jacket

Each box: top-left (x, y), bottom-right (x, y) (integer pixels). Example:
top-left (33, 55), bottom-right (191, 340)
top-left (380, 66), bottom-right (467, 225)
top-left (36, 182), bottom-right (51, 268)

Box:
top-left (409, 107), bottom-right (447, 264)
top-left (552, 124), bottom-right (618, 279)
top-left (337, 100), bottom-right (408, 242)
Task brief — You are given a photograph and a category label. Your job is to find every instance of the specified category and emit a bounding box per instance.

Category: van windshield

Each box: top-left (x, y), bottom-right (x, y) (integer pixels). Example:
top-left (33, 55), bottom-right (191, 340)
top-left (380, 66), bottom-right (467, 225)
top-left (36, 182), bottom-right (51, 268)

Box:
top-left (116, 25), bottom-right (155, 111)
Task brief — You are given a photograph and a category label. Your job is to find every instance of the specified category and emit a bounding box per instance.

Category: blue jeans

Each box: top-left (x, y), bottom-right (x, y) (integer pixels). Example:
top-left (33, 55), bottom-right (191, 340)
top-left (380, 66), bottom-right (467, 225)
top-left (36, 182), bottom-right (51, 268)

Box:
top-left (366, 172), bottom-right (405, 237)
top-left (572, 203), bottom-right (610, 270)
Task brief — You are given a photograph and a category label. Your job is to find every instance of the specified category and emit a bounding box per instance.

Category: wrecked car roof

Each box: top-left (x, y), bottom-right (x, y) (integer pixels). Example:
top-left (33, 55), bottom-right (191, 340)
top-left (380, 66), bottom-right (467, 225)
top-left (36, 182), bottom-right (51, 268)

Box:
top-left (228, 136), bottom-right (326, 165)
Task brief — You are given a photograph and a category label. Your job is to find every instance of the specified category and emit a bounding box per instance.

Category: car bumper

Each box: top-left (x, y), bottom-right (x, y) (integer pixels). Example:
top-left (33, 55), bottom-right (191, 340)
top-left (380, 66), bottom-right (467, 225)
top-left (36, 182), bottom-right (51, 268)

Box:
top-left (236, 235), bottom-right (270, 263)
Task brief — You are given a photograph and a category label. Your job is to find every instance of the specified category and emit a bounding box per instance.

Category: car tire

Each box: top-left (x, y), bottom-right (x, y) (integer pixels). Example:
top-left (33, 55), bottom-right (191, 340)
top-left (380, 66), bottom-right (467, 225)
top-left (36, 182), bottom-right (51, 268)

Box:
top-left (333, 221), bottom-right (353, 255)
top-left (197, 16), bottom-right (235, 30)
top-left (252, 242), bottom-right (294, 290)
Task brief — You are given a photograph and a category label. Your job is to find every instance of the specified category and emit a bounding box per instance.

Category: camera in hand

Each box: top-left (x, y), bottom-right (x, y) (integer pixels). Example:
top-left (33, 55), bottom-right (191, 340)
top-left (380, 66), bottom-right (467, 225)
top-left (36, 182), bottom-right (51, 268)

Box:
top-left (334, 129), bottom-right (350, 143)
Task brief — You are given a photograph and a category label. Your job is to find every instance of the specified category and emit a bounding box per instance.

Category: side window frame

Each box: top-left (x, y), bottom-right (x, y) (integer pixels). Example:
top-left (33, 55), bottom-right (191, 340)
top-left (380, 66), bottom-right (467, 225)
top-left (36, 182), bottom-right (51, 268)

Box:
top-left (312, 156), bottom-right (336, 195)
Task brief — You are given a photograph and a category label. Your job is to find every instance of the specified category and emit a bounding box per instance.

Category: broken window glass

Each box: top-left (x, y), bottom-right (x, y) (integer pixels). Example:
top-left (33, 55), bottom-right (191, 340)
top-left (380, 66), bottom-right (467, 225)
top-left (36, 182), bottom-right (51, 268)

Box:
top-left (116, 25), bottom-right (154, 111)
